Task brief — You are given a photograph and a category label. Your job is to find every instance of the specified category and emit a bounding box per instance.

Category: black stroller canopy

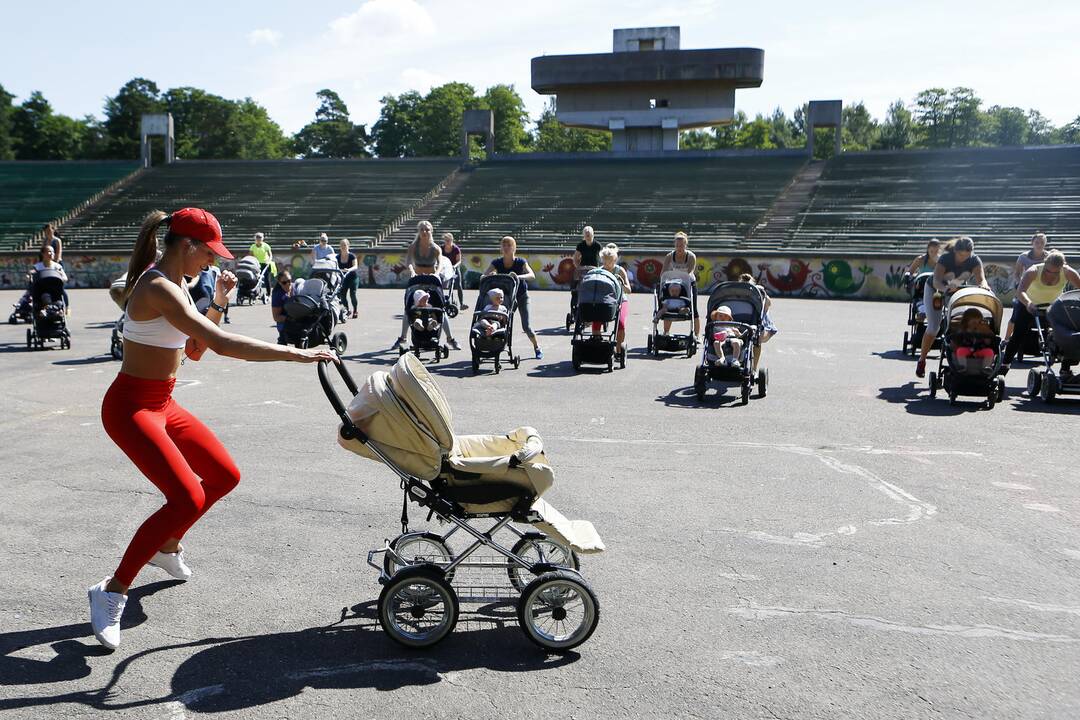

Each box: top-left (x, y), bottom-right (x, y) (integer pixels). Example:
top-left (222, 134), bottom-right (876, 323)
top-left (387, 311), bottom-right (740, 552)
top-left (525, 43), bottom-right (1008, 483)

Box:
top-left (578, 268), bottom-right (623, 305)
top-left (32, 271), bottom-right (65, 302)
top-left (1049, 290), bottom-right (1080, 358)
top-left (707, 282), bottom-right (764, 325)
top-left (477, 273), bottom-right (519, 309)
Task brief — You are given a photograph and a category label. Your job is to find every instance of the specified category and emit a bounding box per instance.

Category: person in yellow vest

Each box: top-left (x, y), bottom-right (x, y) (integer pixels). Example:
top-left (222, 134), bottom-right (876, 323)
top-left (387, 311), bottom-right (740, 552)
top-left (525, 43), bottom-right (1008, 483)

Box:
top-left (1002, 250), bottom-right (1080, 370)
top-left (249, 232), bottom-right (277, 295)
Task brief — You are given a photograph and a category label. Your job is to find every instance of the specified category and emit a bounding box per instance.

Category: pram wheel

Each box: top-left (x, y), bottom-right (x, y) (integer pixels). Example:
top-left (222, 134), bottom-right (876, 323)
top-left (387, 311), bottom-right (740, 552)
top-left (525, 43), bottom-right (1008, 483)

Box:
top-left (508, 533), bottom-right (579, 591)
top-left (740, 381), bottom-right (751, 405)
top-left (694, 367), bottom-right (706, 401)
top-left (757, 368), bottom-right (768, 398)
top-left (513, 355), bottom-right (520, 369)
top-left (685, 340), bottom-right (694, 359)
top-left (379, 565), bottom-right (458, 648)
top-left (646, 335), bottom-right (653, 354)
top-left (385, 532), bottom-right (455, 581)
top-left (565, 313), bottom-right (572, 332)
top-left (928, 371), bottom-right (938, 399)
top-left (618, 347), bottom-right (626, 370)
top-left (902, 331), bottom-right (909, 354)
top-left (472, 357), bottom-right (481, 375)
top-left (517, 570), bottom-right (599, 653)
top-left (1040, 373), bottom-right (1058, 403)
top-left (996, 378), bottom-right (1006, 403)
top-left (446, 305), bottom-right (458, 319)
top-left (332, 332), bottom-right (348, 355)
top-left (1027, 369), bottom-right (1042, 398)
top-left (26, 329), bottom-right (32, 350)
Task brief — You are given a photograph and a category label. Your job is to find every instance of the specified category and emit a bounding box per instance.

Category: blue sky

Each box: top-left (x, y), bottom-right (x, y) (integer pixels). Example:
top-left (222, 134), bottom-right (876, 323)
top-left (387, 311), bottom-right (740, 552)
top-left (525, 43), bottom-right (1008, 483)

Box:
top-left (4, 0), bottom-right (1078, 134)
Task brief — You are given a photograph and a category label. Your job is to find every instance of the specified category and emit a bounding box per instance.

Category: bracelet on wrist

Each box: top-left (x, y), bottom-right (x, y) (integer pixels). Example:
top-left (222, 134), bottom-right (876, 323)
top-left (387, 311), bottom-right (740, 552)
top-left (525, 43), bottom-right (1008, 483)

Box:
top-left (210, 301), bottom-right (227, 313)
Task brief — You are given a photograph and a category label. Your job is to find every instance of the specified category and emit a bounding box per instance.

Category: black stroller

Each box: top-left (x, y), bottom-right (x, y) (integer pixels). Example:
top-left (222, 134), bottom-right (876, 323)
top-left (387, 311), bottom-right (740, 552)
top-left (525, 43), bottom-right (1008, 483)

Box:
top-left (565, 265), bottom-right (596, 332)
top-left (571, 268), bottom-right (625, 372)
top-left (401, 274), bottom-right (450, 362)
top-left (647, 270), bottom-right (697, 358)
top-left (927, 287), bottom-right (1005, 408)
top-left (469, 273), bottom-right (521, 375)
top-left (26, 269), bottom-right (71, 351)
top-left (1026, 290), bottom-right (1080, 403)
top-left (901, 271), bottom-right (939, 356)
top-left (438, 256), bottom-right (461, 319)
top-left (693, 282), bottom-right (767, 404)
top-left (310, 260), bottom-right (348, 324)
top-left (234, 255), bottom-right (269, 305)
top-left (8, 277), bottom-right (34, 324)
top-left (282, 275), bottom-right (348, 354)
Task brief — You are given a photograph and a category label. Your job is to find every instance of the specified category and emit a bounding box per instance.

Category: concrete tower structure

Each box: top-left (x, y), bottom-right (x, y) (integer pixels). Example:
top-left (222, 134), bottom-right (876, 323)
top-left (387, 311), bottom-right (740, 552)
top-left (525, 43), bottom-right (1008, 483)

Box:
top-left (531, 27), bottom-right (763, 152)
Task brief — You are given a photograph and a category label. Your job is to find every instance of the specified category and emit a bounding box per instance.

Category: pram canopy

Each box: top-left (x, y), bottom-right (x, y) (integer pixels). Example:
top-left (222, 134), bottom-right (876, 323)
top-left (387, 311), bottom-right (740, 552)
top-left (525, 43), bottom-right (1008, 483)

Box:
top-left (706, 282), bottom-right (764, 326)
top-left (658, 270), bottom-right (694, 294)
top-left (32, 269), bottom-right (66, 305)
top-left (945, 287), bottom-right (1002, 334)
top-left (337, 354), bottom-right (602, 552)
top-left (406, 274), bottom-right (446, 309)
top-left (577, 268), bottom-right (622, 322)
top-left (911, 271), bottom-right (933, 299)
top-left (1048, 290), bottom-right (1080, 358)
top-left (235, 255), bottom-right (262, 276)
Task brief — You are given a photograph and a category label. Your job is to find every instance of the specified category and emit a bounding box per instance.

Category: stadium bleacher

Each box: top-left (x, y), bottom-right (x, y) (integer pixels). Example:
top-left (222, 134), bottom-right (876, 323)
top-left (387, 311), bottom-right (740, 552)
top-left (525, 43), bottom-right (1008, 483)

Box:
top-left (420, 155), bottom-right (807, 251)
top-left (0, 161), bottom-right (139, 251)
top-left (778, 146), bottom-right (1080, 256)
top-left (58, 159), bottom-right (460, 254)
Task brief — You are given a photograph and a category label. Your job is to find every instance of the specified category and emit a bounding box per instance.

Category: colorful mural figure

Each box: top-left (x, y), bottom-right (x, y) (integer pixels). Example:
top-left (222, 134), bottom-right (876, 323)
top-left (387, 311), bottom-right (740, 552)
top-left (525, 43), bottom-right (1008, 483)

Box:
top-left (821, 260), bottom-right (871, 296)
top-left (543, 257), bottom-right (576, 286)
top-left (634, 258), bottom-right (664, 289)
top-left (761, 259), bottom-right (812, 294)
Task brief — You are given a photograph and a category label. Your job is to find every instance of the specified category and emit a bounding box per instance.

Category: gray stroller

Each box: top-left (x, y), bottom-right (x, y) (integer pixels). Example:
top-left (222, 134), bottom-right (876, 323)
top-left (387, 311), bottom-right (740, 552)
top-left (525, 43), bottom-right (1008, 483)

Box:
top-left (1027, 289), bottom-right (1080, 403)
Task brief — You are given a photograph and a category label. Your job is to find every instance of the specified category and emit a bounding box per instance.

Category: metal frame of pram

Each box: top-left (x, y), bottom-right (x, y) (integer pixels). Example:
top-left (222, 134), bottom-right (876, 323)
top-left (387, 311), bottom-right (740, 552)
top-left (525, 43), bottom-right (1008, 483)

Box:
top-left (647, 270), bottom-right (698, 358)
top-left (1027, 290), bottom-right (1080, 403)
top-left (317, 359), bottom-right (599, 652)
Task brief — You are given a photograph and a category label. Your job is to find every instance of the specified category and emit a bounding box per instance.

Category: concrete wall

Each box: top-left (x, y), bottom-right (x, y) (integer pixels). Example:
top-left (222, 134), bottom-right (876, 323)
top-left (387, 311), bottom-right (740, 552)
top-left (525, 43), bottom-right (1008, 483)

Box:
top-left (0, 250), bottom-right (1022, 303)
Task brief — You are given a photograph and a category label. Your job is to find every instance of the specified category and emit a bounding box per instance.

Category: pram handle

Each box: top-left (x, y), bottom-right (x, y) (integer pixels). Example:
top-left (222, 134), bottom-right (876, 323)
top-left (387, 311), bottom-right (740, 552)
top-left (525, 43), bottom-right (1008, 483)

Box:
top-left (317, 360), bottom-right (368, 443)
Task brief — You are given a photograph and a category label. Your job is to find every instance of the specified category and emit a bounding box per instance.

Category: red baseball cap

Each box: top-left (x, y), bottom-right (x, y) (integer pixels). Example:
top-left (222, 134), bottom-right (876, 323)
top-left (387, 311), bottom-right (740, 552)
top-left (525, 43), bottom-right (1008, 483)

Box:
top-left (169, 207), bottom-right (233, 259)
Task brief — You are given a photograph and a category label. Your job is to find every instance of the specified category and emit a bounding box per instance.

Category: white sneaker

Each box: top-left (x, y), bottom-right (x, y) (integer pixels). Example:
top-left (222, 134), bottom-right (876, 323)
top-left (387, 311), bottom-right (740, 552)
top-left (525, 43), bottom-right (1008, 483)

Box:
top-left (88, 578), bottom-right (127, 650)
top-left (148, 549), bottom-right (192, 581)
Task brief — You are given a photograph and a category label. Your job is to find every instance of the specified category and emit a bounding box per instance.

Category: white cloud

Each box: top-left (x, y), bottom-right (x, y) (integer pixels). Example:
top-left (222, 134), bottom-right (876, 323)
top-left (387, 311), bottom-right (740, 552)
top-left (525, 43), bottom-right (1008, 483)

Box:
top-left (247, 29), bottom-right (282, 46)
top-left (398, 68), bottom-right (446, 93)
top-left (329, 0), bottom-right (435, 44)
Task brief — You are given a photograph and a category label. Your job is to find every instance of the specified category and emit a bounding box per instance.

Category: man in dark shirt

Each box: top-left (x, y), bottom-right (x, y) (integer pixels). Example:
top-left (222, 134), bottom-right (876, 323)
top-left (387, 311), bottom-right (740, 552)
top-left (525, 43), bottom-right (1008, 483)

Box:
top-left (573, 225), bottom-right (600, 268)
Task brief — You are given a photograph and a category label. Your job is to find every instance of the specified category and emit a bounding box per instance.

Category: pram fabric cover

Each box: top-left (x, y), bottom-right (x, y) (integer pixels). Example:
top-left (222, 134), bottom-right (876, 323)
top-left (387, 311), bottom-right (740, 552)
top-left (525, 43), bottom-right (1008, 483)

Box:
top-left (1049, 290), bottom-right (1080, 358)
top-left (338, 354), bottom-right (603, 553)
top-left (577, 268), bottom-right (622, 322)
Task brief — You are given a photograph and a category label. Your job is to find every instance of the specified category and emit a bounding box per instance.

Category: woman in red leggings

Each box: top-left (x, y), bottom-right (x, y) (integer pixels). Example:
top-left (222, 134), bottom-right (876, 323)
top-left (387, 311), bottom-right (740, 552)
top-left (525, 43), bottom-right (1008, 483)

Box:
top-left (89, 208), bottom-right (336, 650)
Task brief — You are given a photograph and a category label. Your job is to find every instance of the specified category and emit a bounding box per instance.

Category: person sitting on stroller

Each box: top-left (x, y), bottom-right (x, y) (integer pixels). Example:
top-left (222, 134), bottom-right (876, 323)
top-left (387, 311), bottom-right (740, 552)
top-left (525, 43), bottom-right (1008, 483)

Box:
top-left (954, 308), bottom-right (995, 362)
top-left (709, 306), bottom-right (746, 367)
top-left (655, 279), bottom-right (692, 322)
top-left (410, 290), bottom-right (441, 332)
top-left (472, 288), bottom-right (510, 337)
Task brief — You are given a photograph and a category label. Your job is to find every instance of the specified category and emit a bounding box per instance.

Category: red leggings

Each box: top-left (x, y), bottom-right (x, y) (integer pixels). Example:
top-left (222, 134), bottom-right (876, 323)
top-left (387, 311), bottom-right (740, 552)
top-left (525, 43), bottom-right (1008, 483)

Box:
top-left (101, 373), bottom-right (240, 586)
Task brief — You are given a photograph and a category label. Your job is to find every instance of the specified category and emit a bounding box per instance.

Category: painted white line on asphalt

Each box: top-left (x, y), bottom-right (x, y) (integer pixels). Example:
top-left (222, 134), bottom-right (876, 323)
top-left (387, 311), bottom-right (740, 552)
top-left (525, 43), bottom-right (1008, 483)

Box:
top-left (1023, 503), bottom-right (1061, 513)
top-left (284, 659), bottom-right (440, 680)
top-left (718, 650), bottom-right (784, 667)
top-left (983, 597), bottom-right (1080, 616)
top-left (992, 481), bottom-right (1034, 491)
top-left (1061, 549), bottom-right (1080, 561)
top-left (728, 603), bottom-right (1080, 643)
top-left (160, 684), bottom-right (225, 718)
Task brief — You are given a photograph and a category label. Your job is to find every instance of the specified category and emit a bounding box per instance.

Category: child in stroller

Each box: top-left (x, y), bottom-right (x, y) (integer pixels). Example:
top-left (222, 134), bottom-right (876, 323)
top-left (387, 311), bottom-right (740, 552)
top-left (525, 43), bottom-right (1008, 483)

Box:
top-left (318, 353), bottom-right (603, 651)
top-left (928, 287), bottom-right (1005, 408)
top-left (469, 275), bottom-right (522, 374)
top-left (647, 270), bottom-right (697, 357)
top-left (708, 306), bottom-right (747, 367)
top-left (693, 282), bottom-right (767, 404)
top-left (400, 274), bottom-right (458, 361)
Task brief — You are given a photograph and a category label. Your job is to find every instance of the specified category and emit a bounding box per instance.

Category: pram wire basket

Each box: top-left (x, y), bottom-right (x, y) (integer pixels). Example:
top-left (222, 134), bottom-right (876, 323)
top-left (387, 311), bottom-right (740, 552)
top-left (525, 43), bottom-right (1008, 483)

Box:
top-left (316, 359), bottom-right (601, 652)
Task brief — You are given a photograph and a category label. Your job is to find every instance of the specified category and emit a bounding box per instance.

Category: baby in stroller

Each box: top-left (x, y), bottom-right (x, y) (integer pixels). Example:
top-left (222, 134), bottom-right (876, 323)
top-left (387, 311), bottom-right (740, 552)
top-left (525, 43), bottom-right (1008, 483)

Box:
top-left (708, 306), bottom-right (747, 367)
top-left (953, 308), bottom-right (995, 363)
top-left (411, 290), bottom-right (441, 332)
top-left (400, 275), bottom-right (458, 361)
top-left (928, 287), bottom-right (1005, 408)
top-left (655, 281), bottom-right (692, 320)
top-left (472, 288), bottom-right (509, 337)
top-left (25, 268), bottom-right (71, 350)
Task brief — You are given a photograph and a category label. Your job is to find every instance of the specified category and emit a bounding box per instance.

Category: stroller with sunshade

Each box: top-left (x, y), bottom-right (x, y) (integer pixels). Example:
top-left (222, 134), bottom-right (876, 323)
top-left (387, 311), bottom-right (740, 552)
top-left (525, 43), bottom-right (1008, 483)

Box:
top-left (693, 282), bottom-right (767, 404)
top-left (928, 287), bottom-right (1005, 408)
top-left (1026, 289), bottom-right (1080, 403)
top-left (401, 274), bottom-right (450, 362)
top-left (647, 270), bottom-right (697, 358)
top-left (469, 273), bottom-right (521, 374)
top-left (25, 269), bottom-right (70, 351)
top-left (564, 265), bottom-right (597, 332)
top-left (319, 354), bottom-right (603, 651)
top-left (901, 271), bottom-right (939, 357)
top-left (570, 268), bottom-right (625, 372)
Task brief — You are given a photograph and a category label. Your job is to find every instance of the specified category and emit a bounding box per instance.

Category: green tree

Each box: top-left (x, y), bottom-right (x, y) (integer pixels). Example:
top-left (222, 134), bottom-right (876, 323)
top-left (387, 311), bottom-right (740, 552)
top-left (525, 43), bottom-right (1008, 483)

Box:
top-left (104, 78), bottom-right (164, 158)
top-left (532, 99), bottom-right (610, 152)
top-left (735, 116), bottom-right (775, 149)
top-left (0, 84), bottom-right (14, 160)
top-left (983, 105), bottom-right (1028, 146)
top-left (292, 89), bottom-right (369, 158)
top-left (767, 107), bottom-right (799, 148)
top-left (164, 87), bottom-right (240, 158)
top-left (913, 88), bottom-right (949, 147)
top-left (841, 102), bottom-right (879, 151)
top-left (1026, 109), bottom-right (1053, 145)
top-left (231, 99), bottom-right (291, 159)
top-left (679, 129), bottom-right (717, 150)
top-left (945, 87), bottom-right (982, 147)
top-left (713, 110), bottom-right (747, 149)
top-left (1061, 116), bottom-right (1080, 144)
top-left (372, 91), bottom-right (422, 157)
top-left (877, 100), bottom-right (914, 149)
top-left (416, 82), bottom-right (480, 156)
top-left (11, 92), bottom-right (88, 159)
top-left (481, 84), bottom-right (529, 154)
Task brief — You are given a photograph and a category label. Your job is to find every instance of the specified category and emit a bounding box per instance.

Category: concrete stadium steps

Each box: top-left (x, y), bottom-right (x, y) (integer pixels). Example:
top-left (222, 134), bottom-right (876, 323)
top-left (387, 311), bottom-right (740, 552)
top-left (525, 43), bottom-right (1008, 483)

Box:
top-left (745, 160), bottom-right (824, 243)
top-left (403, 154), bottom-right (806, 251)
top-left (0, 161), bottom-right (141, 251)
top-left (786, 146), bottom-right (1080, 256)
top-left (381, 166), bottom-right (472, 245)
top-left (57, 159), bottom-right (461, 254)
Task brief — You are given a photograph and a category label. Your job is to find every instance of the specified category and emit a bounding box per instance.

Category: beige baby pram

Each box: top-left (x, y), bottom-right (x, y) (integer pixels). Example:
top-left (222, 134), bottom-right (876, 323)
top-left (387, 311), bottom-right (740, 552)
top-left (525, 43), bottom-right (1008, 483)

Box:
top-left (319, 354), bottom-right (604, 652)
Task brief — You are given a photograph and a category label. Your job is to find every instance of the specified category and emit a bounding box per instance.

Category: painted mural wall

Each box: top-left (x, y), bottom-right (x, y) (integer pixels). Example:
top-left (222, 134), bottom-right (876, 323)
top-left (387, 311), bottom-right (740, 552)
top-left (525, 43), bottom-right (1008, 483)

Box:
top-left (0, 250), bottom-right (1022, 303)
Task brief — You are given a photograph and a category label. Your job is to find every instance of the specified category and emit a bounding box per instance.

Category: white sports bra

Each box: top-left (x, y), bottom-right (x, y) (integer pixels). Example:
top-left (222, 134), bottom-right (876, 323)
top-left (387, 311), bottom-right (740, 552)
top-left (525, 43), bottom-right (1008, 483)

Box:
top-left (122, 269), bottom-right (192, 349)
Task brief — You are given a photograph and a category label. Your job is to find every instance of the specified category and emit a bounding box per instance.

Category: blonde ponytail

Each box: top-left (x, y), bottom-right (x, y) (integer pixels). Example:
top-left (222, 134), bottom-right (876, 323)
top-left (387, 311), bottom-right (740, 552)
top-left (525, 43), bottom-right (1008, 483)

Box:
top-left (124, 210), bottom-right (169, 301)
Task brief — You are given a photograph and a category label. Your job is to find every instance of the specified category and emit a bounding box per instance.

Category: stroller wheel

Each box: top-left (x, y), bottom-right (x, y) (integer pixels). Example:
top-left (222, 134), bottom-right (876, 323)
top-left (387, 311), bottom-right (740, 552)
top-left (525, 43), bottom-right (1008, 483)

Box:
top-left (618, 347), bottom-right (626, 369)
top-left (517, 570), bottom-right (599, 653)
top-left (996, 378), bottom-right (1006, 403)
top-left (902, 331), bottom-right (909, 354)
top-left (565, 313), bottom-right (572, 332)
top-left (495, 361), bottom-right (501, 374)
top-left (757, 368), bottom-right (768, 398)
top-left (1026, 369), bottom-right (1042, 398)
top-left (694, 367), bottom-right (706, 401)
top-left (332, 333), bottom-right (348, 355)
top-left (379, 566), bottom-right (458, 649)
top-left (1040, 373), bottom-right (1058, 403)
top-left (928, 371), bottom-right (938, 399)
top-left (572, 346), bottom-right (582, 372)
top-left (741, 381), bottom-right (751, 405)
top-left (508, 533), bottom-right (579, 592)
top-left (472, 357), bottom-right (480, 374)
top-left (646, 335), bottom-right (653, 354)
top-left (26, 328), bottom-right (32, 350)
top-left (385, 532), bottom-right (455, 581)
top-left (446, 305), bottom-right (458, 319)
top-left (513, 355), bottom-right (520, 369)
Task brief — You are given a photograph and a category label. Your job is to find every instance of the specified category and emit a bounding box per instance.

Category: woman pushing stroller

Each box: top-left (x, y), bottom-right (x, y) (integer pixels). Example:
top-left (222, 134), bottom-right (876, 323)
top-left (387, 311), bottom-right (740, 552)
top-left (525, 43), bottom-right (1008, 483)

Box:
top-left (392, 221), bottom-right (459, 351)
top-left (89, 208), bottom-right (335, 650)
top-left (916, 236), bottom-right (990, 378)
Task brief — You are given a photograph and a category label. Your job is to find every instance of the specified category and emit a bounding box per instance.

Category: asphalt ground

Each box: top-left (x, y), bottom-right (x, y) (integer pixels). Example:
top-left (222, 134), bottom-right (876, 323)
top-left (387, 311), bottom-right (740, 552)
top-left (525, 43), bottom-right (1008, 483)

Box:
top-left (1, 287), bottom-right (1078, 720)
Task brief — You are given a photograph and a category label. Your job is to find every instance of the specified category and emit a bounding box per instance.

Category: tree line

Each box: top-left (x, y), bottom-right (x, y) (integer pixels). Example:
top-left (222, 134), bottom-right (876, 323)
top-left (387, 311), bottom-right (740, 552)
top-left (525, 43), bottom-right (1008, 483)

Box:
top-left (0, 79), bottom-right (1076, 162)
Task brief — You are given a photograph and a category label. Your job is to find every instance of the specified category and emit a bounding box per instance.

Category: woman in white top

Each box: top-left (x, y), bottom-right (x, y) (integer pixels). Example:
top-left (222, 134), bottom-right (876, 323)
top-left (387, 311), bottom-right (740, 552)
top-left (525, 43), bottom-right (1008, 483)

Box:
top-left (34, 245), bottom-right (67, 282)
top-left (311, 233), bottom-right (336, 265)
top-left (89, 208), bottom-right (335, 651)
top-left (661, 232), bottom-right (700, 335)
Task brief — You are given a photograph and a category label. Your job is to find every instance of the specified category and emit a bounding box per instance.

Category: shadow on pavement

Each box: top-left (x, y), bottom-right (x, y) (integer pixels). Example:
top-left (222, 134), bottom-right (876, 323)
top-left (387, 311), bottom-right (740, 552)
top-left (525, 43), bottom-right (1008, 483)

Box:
top-left (871, 349), bottom-right (915, 362)
top-left (527, 361), bottom-right (582, 378)
top-left (876, 381), bottom-right (975, 416)
top-left (657, 385), bottom-right (742, 408)
top-left (52, 355), bottom-right (114, 366)
top-left (0, 597), bottom-right (576, 714)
